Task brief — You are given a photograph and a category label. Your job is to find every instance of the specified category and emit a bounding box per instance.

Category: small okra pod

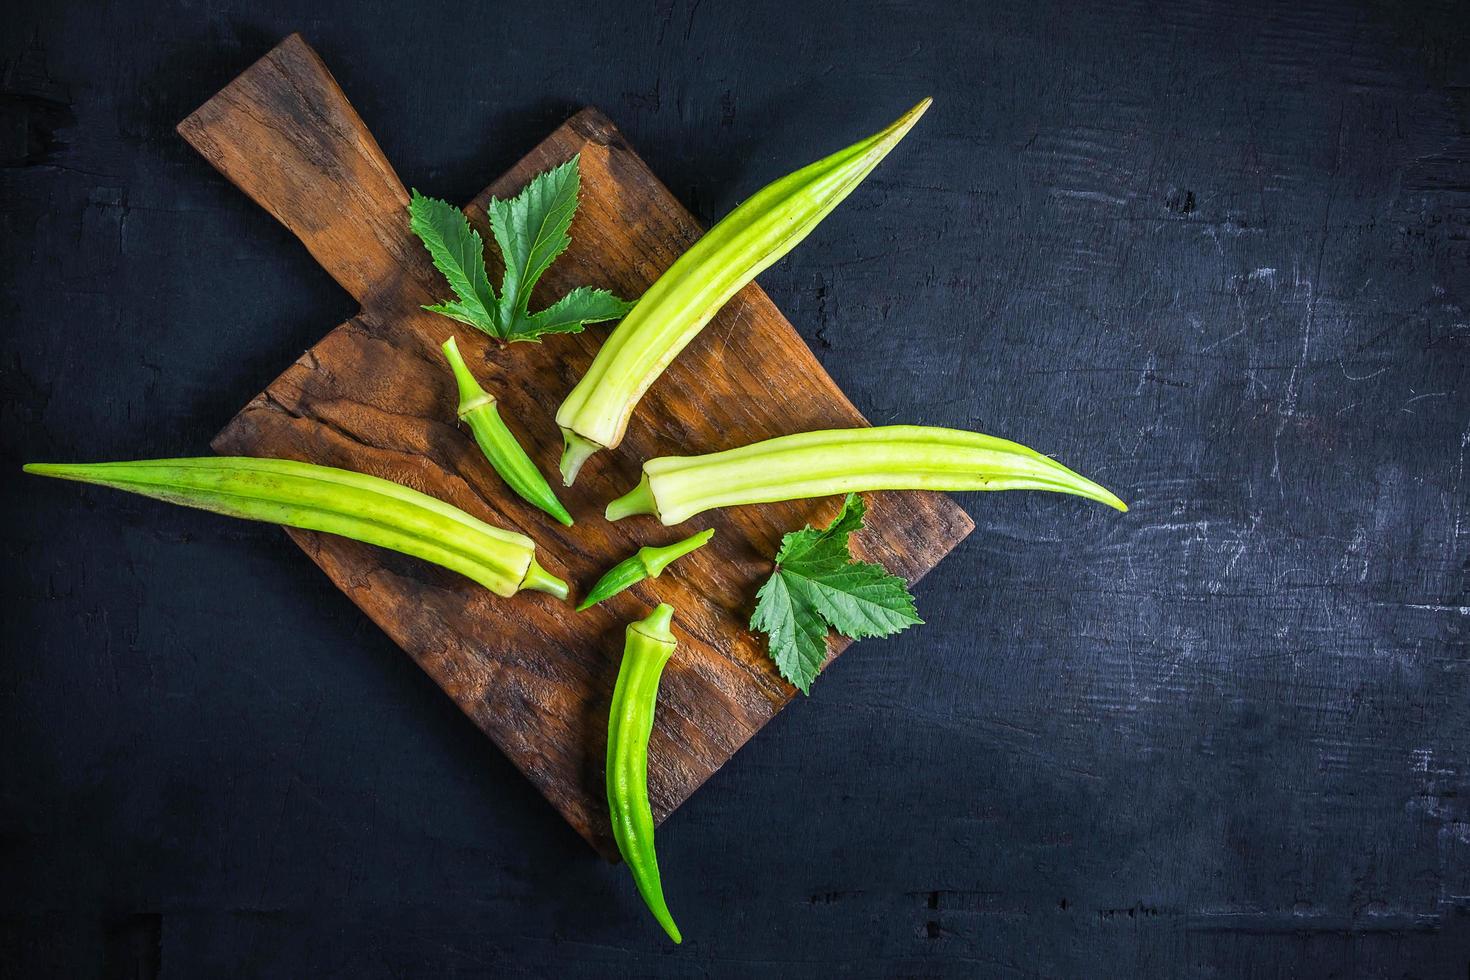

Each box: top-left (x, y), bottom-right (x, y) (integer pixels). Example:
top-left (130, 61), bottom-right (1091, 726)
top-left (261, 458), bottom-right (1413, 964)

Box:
top-left (23, 457), bottom-right (568, 598)
top-left (442, 336), bottom-right (573, 526)
top-left (555, 98), bottom-right (932, 485)
top-left (577, 528), bottom-right (714, 611)
top-left (607, 603), bottom-right (682, 944)
top-left (604, 425), bottom-right (1129, 525)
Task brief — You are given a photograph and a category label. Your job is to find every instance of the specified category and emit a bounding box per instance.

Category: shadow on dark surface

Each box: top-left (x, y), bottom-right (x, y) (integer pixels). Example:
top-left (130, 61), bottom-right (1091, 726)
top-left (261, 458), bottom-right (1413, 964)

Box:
top-left (400, 98), bottom-right (587, 205)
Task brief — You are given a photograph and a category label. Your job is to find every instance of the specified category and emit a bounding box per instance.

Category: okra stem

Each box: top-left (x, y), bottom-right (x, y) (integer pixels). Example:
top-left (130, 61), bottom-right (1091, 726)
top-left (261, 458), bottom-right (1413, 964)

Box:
top-left (558, 430), bottom-right (603, 487)
top-left (577, 528), bottom-right (714, 610)
top-left (442, 336), bottom-right (574, 526)
top-left (607, 603), bottom-right (682, 944)
top-left (604, 425), bottom-right (1129, 525)
top-left (555, 98), bottom-right (932, 484)
top-left (23, 457), bottom-right (568, 599)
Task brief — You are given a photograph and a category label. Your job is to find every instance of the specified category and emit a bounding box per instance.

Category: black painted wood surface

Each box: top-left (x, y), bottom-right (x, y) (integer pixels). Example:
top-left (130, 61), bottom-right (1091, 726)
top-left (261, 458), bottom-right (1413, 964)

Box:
top-left (2, 0), bottom-right (1467, 975)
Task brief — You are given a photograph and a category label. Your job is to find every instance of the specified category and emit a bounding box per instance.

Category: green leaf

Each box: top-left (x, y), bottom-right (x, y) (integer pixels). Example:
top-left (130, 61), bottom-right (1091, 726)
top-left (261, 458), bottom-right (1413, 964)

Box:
top-left (423, 301), bottom-right (493, 331)
top-left (491, 156), bottom-right (581, 334)
top-left (411, 157), bottom-right (635, 343)
top-left (750, 494), bottom-right (922, 694)
top-left (773, 492), bottom-right (869, 572)
top-left (408, 191), bottom-right (499, 336)
top-left (751, 572), bottom-right (831, 695)
top-left (512, 287), bottom-right (636, 341)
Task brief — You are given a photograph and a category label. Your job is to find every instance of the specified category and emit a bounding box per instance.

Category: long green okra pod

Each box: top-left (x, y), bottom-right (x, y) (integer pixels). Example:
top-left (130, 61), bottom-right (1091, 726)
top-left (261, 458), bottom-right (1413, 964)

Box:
top-left (23, 457), bottom-right (568, 598)
top-left (578, 529), bottom-right (714, 610)
top-left (607, 603), bottom-right (682, 943)
top-left (442, 336), bottom-right (573, 526)
top-left (555, 98), bottom-right (932, 484)
top-left (604, 425), bottom-right (1129, 524)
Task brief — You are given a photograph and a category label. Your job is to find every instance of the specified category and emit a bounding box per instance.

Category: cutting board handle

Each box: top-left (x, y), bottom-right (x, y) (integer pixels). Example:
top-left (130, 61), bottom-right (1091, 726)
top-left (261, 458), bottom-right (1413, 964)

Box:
top-left (177, 34), bottom-right (431, 311)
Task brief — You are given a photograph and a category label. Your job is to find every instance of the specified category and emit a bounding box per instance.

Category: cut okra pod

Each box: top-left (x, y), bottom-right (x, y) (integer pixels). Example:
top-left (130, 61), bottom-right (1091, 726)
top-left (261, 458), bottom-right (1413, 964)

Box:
top-left (555, 98), bottom-right (932, 485)
top-left (442, 336), bottom-right (573, 526)
top-left (607, 603), bottom-right (682, 943)
top-left (577, 528), bottom-right (714, 611)
top-left (23, 457), bottom-right (569, 598)
top-left (604, 425), bottom-right (1129, 525)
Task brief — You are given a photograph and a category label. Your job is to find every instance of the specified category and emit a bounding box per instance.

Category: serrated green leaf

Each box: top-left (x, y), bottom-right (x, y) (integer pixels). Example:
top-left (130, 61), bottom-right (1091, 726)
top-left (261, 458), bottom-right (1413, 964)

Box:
top-left (511, 286), bottom-right (636, 341)
top-left (750, 494), bottom-right (922, 694)
top-left (774, 492), bottom-right (868, 571)
top-left (411, 158), bottom-right (633, 343)
top-left (423, 300), bottom-right (497, 333)
top-left (801, 563), bottom-right (921, 638)
top-left (409, 191), bottom-right (500, 336)
top-left (750, 570), bottom-right (830, 695)
top-left (491, 156), bottom-right (581, 331)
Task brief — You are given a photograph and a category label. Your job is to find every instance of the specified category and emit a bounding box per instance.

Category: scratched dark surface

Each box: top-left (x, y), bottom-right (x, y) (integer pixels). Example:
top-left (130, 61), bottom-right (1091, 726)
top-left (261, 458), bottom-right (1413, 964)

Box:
top-left (2, 0), bottom-right (1468, 976)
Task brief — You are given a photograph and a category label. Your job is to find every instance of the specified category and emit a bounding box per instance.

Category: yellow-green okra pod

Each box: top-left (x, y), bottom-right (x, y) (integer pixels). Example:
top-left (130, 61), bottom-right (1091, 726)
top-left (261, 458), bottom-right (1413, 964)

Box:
top-left (607, 603), bottom-right (682, 943)
top-left (23, 457), bottom-right (568, 598)
top-left (442, 336), bottom-right (573, 526)
top-left (577, 529), bottom-right (713, 610)
top-left (555, 98), bottom-right (932, 485)
top-left (604, 425), bottom-right (1129, 525)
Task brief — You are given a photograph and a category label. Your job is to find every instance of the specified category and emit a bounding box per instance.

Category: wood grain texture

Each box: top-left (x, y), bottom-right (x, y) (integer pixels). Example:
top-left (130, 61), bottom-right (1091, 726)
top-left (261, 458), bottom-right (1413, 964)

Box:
top-left (175, 34), bottom-right (973, 857)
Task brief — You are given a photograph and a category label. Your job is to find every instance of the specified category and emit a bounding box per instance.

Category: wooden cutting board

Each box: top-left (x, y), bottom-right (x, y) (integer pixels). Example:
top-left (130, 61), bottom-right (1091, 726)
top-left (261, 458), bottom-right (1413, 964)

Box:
top-left (179, 34), bottom-right (974, 857)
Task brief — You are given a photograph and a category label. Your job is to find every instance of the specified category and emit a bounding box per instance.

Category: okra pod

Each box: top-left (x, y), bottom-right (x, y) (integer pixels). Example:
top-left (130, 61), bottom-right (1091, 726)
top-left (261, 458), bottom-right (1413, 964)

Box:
top-left (23, 457), bottom-right (568, 598)
top-left (442, 336), bottom-right (573, 526)
top-left (604, 425), bottom-right (1129, 525)
top-left (607, 603), bottom-right (682, 944)
top-left (577, 529), bottom-right (714, 610)
top-left (555, 98), bottom-right (932, 484)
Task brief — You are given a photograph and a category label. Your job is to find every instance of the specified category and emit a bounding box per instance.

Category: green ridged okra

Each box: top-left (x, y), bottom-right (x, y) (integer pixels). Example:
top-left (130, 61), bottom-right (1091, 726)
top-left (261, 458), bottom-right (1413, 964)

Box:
top-left (577, 529), bottom-right (714, 610)
top-left (23, 457), bottom-right (568, 598)
top-left (442, 336), bottom-right (573, 526)
top-left (555, 98), bottom-right (932, 485)
top-left (604, 425), bottom-right (1129, 525)
top-left (607, 603), bottom-right (682, 943)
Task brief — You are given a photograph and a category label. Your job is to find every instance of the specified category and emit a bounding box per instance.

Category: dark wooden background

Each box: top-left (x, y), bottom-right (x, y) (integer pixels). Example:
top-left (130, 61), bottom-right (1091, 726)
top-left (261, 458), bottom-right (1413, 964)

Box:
top-left (2, 0), bottom-right (1467, 975)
